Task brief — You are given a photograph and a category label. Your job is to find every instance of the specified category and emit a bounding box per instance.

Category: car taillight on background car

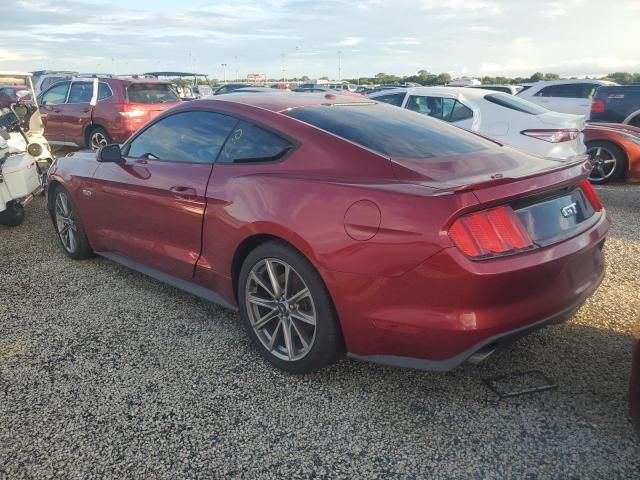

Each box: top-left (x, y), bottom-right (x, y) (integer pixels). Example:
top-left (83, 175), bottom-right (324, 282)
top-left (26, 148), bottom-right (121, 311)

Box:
top-left (449, 205), bottom-right (534, 258)
top-left (520, 129), bottom-right (580, 143)
top-left (591, 100), bottom-right (605, 114)
top-left (579, 178), bottom-right (603, 211)
top-left (117, 103), bottom-right (149, 127)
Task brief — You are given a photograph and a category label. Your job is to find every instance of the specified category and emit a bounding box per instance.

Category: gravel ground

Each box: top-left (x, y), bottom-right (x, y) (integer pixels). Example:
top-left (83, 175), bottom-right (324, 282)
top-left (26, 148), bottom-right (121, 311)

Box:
top-left (1, 185), bottom-right (639, 479)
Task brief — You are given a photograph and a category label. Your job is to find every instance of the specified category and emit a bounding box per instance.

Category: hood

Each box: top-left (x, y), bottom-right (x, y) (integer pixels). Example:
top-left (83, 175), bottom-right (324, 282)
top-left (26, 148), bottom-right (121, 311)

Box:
top-left (390, 145), bottom-right (586, 191)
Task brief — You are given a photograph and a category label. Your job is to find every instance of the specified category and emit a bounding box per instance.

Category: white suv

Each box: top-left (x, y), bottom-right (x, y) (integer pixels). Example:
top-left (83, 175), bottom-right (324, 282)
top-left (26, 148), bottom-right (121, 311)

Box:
top-left (517, 79), bottom-right (617, 116)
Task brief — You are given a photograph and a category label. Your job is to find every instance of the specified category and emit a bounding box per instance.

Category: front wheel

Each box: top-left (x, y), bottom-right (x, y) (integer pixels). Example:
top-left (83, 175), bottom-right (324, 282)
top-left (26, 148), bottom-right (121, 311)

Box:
top-left (586, 141), bottom-right (627, 184)
top-left (0, 201), bottom-right (25, 227)
top-left (238, 241), bottom-right (343, 373)
top-left (52, 187), bottom-right (93, 259)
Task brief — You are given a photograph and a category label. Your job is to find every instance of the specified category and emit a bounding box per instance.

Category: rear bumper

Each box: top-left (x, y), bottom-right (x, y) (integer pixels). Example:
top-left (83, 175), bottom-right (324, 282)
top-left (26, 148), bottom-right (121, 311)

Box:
top-left (326, 211), bottom-right (609, 371)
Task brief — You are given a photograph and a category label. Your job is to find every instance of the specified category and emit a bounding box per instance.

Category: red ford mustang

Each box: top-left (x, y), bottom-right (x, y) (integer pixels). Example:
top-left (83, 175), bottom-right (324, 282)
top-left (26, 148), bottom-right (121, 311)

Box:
top-left (46, 93), bottom-right (609, 373)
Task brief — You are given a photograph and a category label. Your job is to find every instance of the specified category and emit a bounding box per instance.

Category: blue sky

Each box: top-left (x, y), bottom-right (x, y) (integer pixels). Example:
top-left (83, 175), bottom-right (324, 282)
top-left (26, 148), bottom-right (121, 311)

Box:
top-left (2, 0), bottom-right (640, 80)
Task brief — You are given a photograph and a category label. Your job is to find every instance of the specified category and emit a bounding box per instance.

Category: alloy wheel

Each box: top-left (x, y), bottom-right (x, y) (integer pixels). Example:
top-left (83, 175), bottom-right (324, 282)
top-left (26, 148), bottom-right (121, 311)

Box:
top-left (55, 191), bottom-right (78, 253)
top-left (587, 146), bottom-right (617, 182)
top-left (245, 258), bottom-right (317, 362)
top-left (90, 131), bottom-right (109, 150)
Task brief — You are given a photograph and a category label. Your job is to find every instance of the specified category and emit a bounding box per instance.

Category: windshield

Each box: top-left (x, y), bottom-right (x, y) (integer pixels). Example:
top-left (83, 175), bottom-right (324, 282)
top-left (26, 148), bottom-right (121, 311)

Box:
top-left (126, 83), bottom-right (179, 104)
top-left (286, 103), bottom-right (494, 158)
top-left (484, 93), bottom-right (548, 115)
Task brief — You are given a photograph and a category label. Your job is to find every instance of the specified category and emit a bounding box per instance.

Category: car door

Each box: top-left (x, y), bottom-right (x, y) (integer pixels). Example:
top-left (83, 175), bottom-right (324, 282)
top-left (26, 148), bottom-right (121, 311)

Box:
top-left (62, 81), bottom-right (95, 146)
top-left (405, 94), bottom-right (475, 129)
top-left (38, 81), bottom-right (70, 141)
top-left (84, 110), bottom-right (238, 279)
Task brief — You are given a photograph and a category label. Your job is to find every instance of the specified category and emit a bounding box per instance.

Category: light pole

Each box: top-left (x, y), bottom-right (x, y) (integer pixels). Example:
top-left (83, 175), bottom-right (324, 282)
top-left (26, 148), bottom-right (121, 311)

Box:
top-left (295, 46), bottom-right (300, 84)
top-left (221, 63), bottom-right (227, 84)
top-left (338, 50), bottom-right (342, 82)
top-left (281, 53), bottom-right (286, 83)
top-left (234, 56), bottom-right (238, 82)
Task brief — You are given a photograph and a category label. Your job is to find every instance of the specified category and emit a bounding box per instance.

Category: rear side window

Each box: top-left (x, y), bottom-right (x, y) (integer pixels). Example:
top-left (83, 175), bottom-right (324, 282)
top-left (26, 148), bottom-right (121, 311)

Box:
top-left (286, 104), bottom-right (493, 158)
top-left (484, 93), bottom-right (548, 115)
top-left (67, 82), bottom-right (93, 103)
top-left (218, 121), bottom-right (291, 164)
top-left (406, 96), bottom-right (473, 123)
top-left (535, 84), bottom-right (587, 98)
top-left (127, 83), bottom-right (179, 104)
top-left (373, 93), bottom-right (405, 107)
top-left (40, 76), bottom-right (66, 91)
top-left (98, 82), bottom-right (112, 100)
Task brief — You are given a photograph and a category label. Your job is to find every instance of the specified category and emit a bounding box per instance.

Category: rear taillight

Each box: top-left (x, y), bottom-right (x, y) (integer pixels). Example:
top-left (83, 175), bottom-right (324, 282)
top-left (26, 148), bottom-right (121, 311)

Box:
top-left (521, 129), bottom-right (580, 143)
top-left (449, 205), bottom-right (534, 258)
top-left (591, 100), bottom-right (605, 113)
top-left (579, 179), bottom-right (603, 211)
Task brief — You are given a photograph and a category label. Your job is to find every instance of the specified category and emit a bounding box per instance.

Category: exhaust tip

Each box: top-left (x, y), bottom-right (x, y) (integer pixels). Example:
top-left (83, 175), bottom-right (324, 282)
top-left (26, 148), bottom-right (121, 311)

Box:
top-left (467, 344), bottom-right (498, 365)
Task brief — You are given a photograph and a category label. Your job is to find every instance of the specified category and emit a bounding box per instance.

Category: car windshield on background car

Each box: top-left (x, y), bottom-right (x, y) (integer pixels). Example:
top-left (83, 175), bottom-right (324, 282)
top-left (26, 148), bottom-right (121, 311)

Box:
top-left (484, 93), bottom-right (549, 115)
top-left (126, 83), bottom-right (179, 104)
top-left (285, 103), bottom-right (493, 158)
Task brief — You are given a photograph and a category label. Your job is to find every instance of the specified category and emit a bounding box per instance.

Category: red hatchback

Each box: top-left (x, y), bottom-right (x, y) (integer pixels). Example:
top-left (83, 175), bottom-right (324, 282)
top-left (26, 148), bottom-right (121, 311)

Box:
top-left (46, 93), bottom-right (609, 373)
top-left (38, 77), bottom-right (181, 150)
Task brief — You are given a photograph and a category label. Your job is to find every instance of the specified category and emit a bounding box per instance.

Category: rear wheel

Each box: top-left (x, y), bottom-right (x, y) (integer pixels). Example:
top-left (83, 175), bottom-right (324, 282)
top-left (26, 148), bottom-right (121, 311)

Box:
top-left (238, 241), bottom-right (343, 373)
top-left (52, 186), bottom-right (93, 259)
top-left (87, 126), bottom-right (112, 150)
top-left (0, 201), bottom-right (25, 227)
top-left (586, 141), bottom-right (627, 184)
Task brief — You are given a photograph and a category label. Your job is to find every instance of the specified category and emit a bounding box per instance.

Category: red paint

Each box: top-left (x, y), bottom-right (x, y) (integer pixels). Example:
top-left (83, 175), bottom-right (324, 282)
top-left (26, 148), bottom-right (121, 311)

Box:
top-left (47, 93), bottom-right (609, 367)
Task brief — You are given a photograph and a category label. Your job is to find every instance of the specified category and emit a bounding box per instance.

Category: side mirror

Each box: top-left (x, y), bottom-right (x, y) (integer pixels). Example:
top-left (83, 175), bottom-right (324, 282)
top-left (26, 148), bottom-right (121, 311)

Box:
top-left (16, 90), bottom-right (31, 99)
top-left (97, 144), bottom-right (123, 163)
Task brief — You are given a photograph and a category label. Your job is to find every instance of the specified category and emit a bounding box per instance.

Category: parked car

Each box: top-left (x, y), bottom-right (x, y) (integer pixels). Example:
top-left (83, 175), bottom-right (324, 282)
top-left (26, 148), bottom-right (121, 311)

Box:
top-left (583, 123), bottom-right (640, 183)
top-left (213, 83), bottom-right (252, 95)
top-left (368, 87), bottom-right (585, 160)
top-left (589, 85), bottom-right (640, 126)
top-left (517, 80), bottom-right (617, 116)
top-left (47, 92), bottom-right (608, 373)
top-left (38, 77), bottom-right (181, 149)
top-left (31, 70), bottom-right (77, 95)
top-left (0, 85), bottom-right (32, 108)
top-left (228, 87), bottom-right (277, 94)
top-left (467, 84), bottom-right (521, 95)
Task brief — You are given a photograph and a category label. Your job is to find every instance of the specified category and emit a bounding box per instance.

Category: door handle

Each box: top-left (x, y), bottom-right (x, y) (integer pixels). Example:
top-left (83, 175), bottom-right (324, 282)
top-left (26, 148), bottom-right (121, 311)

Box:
top-left (82, 108), bottom-right (91, 113)
top-left (169, 186), bottom-right (197, 199)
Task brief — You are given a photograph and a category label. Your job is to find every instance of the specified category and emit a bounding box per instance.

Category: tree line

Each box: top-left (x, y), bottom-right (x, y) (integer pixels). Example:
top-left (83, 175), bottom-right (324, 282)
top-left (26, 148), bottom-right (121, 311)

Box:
top-left (345, 71), bottom-right (640, 86)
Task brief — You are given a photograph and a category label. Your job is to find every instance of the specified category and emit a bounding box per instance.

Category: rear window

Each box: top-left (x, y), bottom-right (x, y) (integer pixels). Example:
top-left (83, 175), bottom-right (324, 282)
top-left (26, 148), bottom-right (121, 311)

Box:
top-left (126, 83), bottom-right (179, 104)
top-left (484, 93), bottom-right (548, 115)
top-left (285, 103), bottom-right (493, 158)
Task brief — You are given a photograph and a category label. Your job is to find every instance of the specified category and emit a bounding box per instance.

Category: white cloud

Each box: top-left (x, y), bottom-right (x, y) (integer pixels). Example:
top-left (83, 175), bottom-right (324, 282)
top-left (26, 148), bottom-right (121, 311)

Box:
top-left (337, 37), bottom-right (362, 46)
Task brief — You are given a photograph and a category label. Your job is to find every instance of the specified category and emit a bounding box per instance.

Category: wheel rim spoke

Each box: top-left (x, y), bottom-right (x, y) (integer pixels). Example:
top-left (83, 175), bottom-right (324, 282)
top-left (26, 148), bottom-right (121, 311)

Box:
top-left (265, 260), bottom-right (283, 298)
top-left (245, 258), bottom-right (317, 362)
top-left (247, 294), bottom-right (277, 310)
top-left (55, 192), bottom-right (77, 253)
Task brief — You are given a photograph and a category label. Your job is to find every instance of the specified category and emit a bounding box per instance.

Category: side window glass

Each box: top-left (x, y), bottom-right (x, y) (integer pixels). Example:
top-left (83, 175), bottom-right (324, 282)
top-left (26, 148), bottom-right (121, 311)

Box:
top-left (40, 82), bottom-right (70, 106)
top-left (218, 121), bottom-right (291, 164)
top-left (406, 96), bottom-right (456, 120)
top-left (374, 93), bottom-right (405, 107)
top-left (67, 83), bottom-right (93, 103)
top-left (127, 111), bottom-right (237, 164)
top-left (98, 83), bottom-right (112, 100)
top-left (581, 84), bottom-right (598, 99)
top-left (450, 101), bottom-right (474, 122)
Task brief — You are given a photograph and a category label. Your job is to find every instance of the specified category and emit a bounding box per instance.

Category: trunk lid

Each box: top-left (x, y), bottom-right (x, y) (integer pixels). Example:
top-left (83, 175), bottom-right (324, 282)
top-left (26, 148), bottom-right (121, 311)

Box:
top-left (390, 146), bottom-right (588, 193)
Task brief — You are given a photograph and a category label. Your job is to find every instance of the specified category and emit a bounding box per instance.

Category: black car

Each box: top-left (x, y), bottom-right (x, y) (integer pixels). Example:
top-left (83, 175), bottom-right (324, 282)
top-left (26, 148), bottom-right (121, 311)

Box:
top-left (213, 83), bottom-right (253, 95)
top-left (590, 85), bottom-right (640, 126)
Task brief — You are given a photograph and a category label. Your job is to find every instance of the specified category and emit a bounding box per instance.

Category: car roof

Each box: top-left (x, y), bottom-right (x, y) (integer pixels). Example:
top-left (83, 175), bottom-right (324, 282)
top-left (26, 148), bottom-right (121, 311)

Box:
top-left (192, 92), bottom-right (374, 113)
top-left (369, 86), bottom-right (496, 99)
top-left (523, 79), bottom-right (617, 86)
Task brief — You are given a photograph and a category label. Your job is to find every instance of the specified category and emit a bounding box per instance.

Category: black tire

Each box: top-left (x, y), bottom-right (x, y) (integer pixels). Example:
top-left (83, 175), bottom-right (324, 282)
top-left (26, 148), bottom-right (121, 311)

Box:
top-left (51, 186), bottom-right (93, 259)
top-left (87, 126), bottom-right (112, 150)
top-left (586, 140), bottom-right (627, 184)
top-left (238, 241), bottom-right (344, 373)
top-left (0, 201), bottom-right (25, 227)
